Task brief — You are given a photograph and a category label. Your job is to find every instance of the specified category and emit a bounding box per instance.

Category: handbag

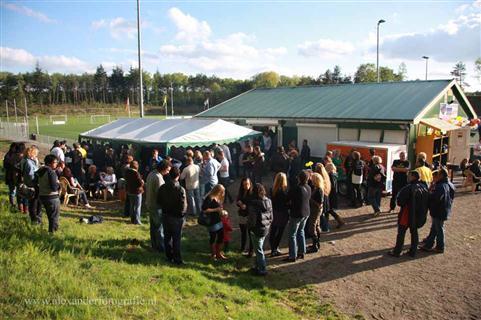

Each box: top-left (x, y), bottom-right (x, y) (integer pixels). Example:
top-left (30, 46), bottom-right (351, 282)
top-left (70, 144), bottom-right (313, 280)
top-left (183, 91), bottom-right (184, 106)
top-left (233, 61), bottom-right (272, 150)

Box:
top-left (352, 173), bottom-right (363, 184)
top-left (18, 183), bottom-right (35, 200)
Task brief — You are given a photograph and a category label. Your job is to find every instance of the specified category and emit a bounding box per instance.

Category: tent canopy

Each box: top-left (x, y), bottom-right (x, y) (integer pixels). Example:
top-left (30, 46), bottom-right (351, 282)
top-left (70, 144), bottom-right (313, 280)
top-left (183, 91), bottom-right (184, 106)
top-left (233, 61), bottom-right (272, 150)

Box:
top-left (79, 118), bottom-right (260, 148)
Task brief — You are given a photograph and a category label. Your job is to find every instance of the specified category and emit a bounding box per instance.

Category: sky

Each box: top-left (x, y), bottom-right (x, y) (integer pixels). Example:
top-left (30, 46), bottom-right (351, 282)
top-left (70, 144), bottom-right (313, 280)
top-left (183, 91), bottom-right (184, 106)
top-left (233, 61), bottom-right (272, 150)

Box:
top-left (1, 0), bottom-right (480, 91)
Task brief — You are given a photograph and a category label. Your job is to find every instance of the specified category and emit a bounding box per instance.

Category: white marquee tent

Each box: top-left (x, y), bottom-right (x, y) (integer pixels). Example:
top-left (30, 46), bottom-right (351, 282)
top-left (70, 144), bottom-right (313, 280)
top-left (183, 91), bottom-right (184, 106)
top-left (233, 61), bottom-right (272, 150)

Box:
top-left (79, 118), bottom-right (260, 148)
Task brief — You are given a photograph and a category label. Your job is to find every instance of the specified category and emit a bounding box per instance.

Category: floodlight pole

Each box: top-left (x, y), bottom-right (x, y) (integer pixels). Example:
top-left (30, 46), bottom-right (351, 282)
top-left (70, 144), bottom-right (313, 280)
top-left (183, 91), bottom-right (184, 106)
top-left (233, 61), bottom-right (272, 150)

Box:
top-left (376, 19), bottom-right (385, 83)
top-left (170, 82), bottom-right (174, 117)
top-left (422, 56), bottom-right (429, 80)
top-left (136, 0), bottom-right (144, 118)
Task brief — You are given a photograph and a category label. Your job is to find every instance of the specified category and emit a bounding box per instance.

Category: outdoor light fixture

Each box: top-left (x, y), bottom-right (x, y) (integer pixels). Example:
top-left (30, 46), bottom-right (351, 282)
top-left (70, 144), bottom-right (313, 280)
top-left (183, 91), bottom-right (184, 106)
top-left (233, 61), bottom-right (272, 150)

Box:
top-left (377, 19), bottom-right (386, 83)
top-left (422, 56), bottom-right (429, 81)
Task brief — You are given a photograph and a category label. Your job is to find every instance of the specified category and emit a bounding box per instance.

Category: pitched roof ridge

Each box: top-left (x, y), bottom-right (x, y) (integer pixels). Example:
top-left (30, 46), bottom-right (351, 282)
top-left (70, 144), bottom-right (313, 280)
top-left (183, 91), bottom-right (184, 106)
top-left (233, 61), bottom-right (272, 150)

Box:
top-left (253, 79), bottom-right (453, 90)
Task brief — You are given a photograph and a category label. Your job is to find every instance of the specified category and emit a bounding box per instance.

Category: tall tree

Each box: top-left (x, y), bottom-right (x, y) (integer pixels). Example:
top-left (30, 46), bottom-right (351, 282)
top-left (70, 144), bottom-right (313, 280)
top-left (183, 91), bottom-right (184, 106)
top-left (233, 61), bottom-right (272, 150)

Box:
top-left (93, 65), bottom-right (108, 103)
top-left (332, 65), bottom-right (342, 84)
top-left (354, 63), bottom-right (377, 83)
top-left (474, 57), bottom-right (481, 83)
top-left (109, 66), bottom-right (126, 104)
top-left (397, 62), bottom-right (408, 81)
top-left (451, 61), bottom-right (467, 87)
top-left (253, 71), bottom-right (280, 88)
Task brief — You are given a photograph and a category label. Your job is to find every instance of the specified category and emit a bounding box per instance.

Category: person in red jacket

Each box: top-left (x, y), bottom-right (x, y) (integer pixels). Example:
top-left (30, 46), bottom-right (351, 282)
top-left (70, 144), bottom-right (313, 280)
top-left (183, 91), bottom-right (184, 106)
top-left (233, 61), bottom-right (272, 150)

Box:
top-left (221, 211), bottom-right (233, 253)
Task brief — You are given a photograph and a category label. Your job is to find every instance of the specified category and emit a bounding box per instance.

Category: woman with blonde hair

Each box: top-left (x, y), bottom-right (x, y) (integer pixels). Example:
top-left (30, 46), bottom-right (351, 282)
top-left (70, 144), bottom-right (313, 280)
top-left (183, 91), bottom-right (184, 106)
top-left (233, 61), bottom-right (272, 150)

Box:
top-left (314, 163), bottom-right (333, 231)
top-left (269, 172), bottom-right (290, 257)
top-left (306, 173), bottom-right (324, 253)
top-left (325, 163), bottom-right (345, 228)
top-left (314, 163), bottom-right (331, 196)
top-left (202, 184), bottom-right (227, 260)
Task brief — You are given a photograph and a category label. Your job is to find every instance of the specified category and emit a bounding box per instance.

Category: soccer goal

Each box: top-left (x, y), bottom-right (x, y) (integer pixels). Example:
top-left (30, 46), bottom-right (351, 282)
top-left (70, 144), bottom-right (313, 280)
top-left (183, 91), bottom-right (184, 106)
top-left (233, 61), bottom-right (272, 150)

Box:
top-left (90, 114), bottom-right (111, 124)
top-left (49, 114), bottom-right (68, 125)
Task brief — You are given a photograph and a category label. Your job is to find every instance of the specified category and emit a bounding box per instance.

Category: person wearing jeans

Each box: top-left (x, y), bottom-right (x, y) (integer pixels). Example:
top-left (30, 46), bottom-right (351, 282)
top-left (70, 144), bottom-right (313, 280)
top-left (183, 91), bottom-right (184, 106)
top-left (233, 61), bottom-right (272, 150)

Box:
top-left (180, 157), bottom-right (201, 215)
top-left (157, 167), bottom-right (188, 265)
top-left (420, 168), bottom-right (455, 254)
top-left (201, 151), bottom-right (221, 196)
top-left (20, 146), bottom-right (41, 223)
top-left (287, 216), bottom-right (308, 260)
top-left (284, 171), bottom-right (311, 262)
top-left (389, 171), bottom-right (429, 258)
top-left (247, 183), bottom-right (272, 276)
top-left (367, 156), bottom-right (386, 216)
top-left (146, 160), bottom-right (171, 253)
top-left (124, 161), bottom-right (144, 225)
top-left (422, 218), bottom-right (445, 251)
top-left (37, 155), bottom-right (61, 233)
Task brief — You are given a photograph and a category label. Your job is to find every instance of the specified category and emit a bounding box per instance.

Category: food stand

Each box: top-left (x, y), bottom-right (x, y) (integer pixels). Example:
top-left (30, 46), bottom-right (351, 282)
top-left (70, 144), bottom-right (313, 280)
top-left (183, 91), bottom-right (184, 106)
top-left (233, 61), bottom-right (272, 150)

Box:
top-left (327, 140), bottom-right (407, 192)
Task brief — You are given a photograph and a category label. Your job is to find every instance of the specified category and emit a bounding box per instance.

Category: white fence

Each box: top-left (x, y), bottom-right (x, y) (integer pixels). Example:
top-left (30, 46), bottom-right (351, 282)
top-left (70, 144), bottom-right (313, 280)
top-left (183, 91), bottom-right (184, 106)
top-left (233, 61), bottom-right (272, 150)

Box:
top-left (0, 119), bottom-right (76, 146)
top-left (0, 120), bottom-right (29, 140)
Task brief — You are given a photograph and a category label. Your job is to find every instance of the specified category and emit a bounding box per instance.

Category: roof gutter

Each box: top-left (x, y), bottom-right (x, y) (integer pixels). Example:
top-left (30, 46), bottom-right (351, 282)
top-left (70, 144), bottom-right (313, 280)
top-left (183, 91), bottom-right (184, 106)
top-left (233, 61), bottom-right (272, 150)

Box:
top-left (198, 116), bottom-right (411, 125)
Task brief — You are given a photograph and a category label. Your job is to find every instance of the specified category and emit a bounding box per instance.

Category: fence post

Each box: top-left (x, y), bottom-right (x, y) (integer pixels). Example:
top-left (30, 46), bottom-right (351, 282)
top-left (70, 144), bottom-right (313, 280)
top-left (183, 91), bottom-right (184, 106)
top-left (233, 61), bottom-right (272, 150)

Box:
top-left (36, 116), bottom-right (40, 135)
top-left (14, 99), bottom-right (18, 123)
top-left (5, 100), bottom-right (9, 123)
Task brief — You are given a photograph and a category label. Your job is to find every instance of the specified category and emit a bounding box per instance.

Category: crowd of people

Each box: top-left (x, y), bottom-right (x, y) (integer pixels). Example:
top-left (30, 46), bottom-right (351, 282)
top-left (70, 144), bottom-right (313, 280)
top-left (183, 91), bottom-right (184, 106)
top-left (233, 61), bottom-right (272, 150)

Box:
top-left (2, 132), bottom-right (464, 275)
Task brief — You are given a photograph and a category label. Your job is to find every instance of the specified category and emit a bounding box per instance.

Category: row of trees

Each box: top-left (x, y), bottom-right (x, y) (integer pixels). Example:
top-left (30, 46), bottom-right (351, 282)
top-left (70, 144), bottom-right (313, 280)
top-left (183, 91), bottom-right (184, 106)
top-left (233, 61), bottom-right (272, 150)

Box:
top-left (1, 60), bottom-right (476, 112)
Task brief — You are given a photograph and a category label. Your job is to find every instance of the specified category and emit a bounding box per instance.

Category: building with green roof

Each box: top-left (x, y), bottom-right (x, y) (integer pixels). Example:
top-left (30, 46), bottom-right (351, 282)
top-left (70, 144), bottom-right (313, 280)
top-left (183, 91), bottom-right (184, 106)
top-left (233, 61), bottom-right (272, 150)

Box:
top-left (197, 79), bottom-right (477, 165)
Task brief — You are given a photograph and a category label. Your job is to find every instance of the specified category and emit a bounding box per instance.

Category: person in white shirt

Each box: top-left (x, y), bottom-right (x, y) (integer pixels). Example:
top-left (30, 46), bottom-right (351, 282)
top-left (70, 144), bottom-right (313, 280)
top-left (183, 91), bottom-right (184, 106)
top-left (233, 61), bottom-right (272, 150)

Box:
top-left (50, 140), bottom-right (66, 163)
top-left (217, 150), bottom-right (233, 203)
top-left (220, 144), bottom-right (232, 164)
top-left (180, 156), bottom-right (201, 215)
top-left (473, 138), bottom-right (481, 161)
top-left (100, 166), bottom-right (117, 201)
top-left (262, 131), bottom-right (272, 158)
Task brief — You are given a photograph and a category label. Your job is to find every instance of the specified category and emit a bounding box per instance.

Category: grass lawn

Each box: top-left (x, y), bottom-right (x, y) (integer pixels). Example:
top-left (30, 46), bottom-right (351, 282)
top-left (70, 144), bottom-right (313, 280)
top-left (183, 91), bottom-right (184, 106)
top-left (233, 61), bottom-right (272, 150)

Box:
top-left (26, 115), bottom-right (166, 141)
top-left (0, 182), bottom-right (347, 319)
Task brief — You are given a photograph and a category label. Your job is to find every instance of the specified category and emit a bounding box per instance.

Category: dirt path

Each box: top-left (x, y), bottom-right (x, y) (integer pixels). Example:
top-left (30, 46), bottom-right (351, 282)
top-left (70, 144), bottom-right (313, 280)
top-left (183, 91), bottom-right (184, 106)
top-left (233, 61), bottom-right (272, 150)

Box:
top-left (266, 194), bottom-right (481, 320)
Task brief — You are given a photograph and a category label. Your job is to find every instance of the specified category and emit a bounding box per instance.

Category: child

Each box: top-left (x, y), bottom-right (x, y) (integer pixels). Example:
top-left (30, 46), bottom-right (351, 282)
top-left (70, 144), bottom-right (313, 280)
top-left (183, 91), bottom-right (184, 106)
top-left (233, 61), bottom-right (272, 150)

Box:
top-left (221, 210), bottom-right (233, 253)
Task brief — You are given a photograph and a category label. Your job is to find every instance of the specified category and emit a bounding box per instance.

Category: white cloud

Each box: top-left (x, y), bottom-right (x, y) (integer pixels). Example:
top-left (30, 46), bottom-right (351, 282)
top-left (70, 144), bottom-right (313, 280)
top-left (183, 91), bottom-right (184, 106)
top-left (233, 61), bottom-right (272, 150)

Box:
top-left (91, 17), bottom-right (137, 40)
top-left (379, 12), bottom-right (481, 62)
top-left (0, 47), bottom-right (91, 73)
top-left (297, 39), bottom-right (355, 58)
top-left (158, 34), bottom-right (287, 76)
top-left (1, 2), bottom-right (57, 23)
top-left (168, 7), bottom-right (211, 43)
top-left (0, 47), bottom-right (36, 67)
top-left (157, 9), bottom-right (286, 77)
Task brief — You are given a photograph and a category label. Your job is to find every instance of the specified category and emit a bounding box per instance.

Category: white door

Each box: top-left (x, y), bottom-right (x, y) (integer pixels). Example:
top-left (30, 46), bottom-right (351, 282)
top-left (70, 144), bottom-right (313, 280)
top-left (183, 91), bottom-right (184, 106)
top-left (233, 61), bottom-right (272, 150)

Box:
top-left (448, 128), bottom-right (470, 164)
top-left (297, 124), bottom-right (338, 157)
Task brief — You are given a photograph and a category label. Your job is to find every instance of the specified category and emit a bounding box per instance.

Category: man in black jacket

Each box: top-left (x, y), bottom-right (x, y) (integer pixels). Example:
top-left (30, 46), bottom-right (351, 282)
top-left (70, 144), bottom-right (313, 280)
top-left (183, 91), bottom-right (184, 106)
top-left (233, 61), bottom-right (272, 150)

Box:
top-left (420, 168), bottom-right (455, 254)
top-left (389, 171), bottom-right (429, 257)
top-left (37, 155), bottom-right (61, 233)
top-left (157, 167), bottom-right (187, 265)
top-left (284, 170), bottom-right (311, 262)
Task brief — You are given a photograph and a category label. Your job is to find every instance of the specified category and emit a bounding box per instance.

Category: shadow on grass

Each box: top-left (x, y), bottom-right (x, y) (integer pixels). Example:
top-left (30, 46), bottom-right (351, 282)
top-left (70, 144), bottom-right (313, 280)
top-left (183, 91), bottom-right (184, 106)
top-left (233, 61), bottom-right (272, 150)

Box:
top-left (0, 204), bottom-right (424, 296)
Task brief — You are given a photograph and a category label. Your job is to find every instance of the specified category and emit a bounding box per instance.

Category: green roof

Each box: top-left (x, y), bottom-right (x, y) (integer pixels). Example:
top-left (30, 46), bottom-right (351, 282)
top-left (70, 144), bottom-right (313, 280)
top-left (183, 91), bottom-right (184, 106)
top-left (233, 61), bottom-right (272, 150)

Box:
top-left (197, 80), bottom-right (454, 122)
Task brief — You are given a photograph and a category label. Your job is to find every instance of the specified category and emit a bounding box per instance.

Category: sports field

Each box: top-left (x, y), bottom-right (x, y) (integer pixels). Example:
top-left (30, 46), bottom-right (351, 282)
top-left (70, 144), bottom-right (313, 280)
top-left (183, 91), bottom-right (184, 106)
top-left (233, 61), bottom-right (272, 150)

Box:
top-left (28, 115), bottom-right (165, 141)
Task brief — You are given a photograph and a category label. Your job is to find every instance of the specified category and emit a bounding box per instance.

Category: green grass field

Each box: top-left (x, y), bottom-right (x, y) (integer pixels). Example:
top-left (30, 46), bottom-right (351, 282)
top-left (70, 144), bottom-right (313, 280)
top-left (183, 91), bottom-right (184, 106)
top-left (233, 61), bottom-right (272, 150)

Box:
top-left (0, 179), bottom-right (349, 319)
top-left (27, 115), bottom-right (166, 141)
